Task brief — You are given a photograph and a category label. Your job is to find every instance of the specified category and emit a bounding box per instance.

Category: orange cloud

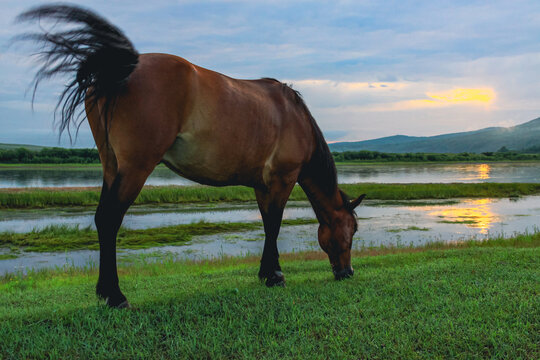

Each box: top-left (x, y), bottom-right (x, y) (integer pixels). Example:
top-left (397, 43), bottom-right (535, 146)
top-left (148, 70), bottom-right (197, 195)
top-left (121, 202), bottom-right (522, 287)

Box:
top-left (366, 87), bottom-right (496, 111)
top-left (426, 88), bottom-right (495, 104)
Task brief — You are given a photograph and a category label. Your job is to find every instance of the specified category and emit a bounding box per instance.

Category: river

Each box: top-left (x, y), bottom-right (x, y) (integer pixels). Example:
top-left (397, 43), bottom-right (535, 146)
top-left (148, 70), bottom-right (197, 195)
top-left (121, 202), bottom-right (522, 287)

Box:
top-left (1, 196), bottom-right (539, 274)
top-left (1, 162), bottom-right (539, 188)
top-left (1, 162), bottom-right (539, 274)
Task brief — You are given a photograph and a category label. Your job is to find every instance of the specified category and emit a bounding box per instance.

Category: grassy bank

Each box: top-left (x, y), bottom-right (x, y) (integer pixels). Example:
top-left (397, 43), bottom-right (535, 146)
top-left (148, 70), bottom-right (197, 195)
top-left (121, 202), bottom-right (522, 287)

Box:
top-left (2, 182), bottom-right (540, 209)
top-left (1, 234), bottom-right (538, 359)
top-left (336, 160), bottom-right (540, 165)
top-left (332, 150), bottom-right (540, 162)
top-left (0, 219), bottom-right (317, 253)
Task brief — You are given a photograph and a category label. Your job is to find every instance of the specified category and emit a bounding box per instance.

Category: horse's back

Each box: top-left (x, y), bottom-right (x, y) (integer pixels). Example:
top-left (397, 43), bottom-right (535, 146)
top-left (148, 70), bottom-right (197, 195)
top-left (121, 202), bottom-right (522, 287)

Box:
top-left (88, 53), bottom-right (314, 188)
top-left (159, 59), bottom-right (313, 187)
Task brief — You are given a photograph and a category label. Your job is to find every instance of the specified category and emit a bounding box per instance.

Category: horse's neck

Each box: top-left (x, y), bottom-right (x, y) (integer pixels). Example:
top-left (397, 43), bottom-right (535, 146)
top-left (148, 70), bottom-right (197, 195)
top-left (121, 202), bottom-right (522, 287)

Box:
top-left (299, 176), bottom-right (341, 226)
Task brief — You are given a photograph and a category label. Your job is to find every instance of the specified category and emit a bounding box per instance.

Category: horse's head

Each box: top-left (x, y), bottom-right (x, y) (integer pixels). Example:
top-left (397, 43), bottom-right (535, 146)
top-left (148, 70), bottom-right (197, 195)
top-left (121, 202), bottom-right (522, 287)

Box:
top-left (318, 191), bottom-right (366, 280)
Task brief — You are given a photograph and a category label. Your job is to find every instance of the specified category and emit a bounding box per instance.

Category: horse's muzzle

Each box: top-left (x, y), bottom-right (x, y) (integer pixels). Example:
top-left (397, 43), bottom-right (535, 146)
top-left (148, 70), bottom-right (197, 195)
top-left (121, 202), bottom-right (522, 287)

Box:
top-left (333, 266), bottom-right (354, 280)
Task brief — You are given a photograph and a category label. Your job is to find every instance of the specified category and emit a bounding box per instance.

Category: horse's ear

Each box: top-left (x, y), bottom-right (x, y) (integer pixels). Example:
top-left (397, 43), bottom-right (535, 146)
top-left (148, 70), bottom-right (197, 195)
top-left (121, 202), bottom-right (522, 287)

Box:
top-left (350, 194), bottom-right (366, 209)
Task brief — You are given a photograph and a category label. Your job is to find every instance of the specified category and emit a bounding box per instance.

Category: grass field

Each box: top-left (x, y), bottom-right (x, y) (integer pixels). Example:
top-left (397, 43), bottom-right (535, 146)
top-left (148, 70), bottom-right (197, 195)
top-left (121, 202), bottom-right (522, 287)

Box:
top-left (0, 233), bottom-right (538, 359)
top-left (2, 182), bottom-right (540, 209)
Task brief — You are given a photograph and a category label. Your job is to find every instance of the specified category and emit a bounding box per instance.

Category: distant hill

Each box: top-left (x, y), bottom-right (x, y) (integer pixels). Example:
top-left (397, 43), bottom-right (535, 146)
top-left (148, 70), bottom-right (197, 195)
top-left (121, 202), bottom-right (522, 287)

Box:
top-left (329, 118), bottom-right (540, 153)
top-left (4, 118), bottom-right (540, 155)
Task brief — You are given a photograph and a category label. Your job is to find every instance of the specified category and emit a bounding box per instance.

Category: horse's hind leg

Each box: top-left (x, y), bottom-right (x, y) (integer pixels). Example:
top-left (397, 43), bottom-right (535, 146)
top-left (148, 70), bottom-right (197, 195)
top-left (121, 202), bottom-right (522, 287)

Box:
top-left (255, 180), bottom-right (295, 287)
top-left (95, 164), bottom-right (154, 307)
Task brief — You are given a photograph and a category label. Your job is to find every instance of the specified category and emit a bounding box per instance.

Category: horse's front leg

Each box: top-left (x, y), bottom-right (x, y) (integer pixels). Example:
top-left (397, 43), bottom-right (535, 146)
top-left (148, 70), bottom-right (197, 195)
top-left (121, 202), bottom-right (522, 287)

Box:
top-left (255, 180), bottom-right (295, 287)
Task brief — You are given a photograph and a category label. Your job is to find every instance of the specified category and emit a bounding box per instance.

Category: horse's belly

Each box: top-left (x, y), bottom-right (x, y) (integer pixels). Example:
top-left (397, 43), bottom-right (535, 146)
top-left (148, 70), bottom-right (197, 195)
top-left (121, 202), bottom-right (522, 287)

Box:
top-left (162, 132), bottom-right (253, 186)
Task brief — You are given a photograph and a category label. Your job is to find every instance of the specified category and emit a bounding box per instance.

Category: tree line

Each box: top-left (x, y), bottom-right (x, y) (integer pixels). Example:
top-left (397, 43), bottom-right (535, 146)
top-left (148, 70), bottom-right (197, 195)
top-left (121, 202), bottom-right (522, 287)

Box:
top-left (1, 146), bottom-right (539, 164)
top-left (0, 147), bottom-right (100, 164)
top-left (332, 148), bottom-right (540, 162)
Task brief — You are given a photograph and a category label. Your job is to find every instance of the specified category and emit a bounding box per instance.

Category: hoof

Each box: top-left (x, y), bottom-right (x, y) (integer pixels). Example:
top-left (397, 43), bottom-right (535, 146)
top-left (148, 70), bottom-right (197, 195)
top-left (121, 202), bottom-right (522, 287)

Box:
top-left (264, 271), bottom-right (286, 287)
top-left (105, 297), bottom-right (130, 309)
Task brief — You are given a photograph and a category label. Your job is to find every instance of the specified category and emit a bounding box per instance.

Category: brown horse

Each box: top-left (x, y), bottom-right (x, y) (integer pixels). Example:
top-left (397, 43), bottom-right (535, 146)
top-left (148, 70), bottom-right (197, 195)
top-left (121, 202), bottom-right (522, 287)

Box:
top-left (18, 4), bottom-right (365, 308)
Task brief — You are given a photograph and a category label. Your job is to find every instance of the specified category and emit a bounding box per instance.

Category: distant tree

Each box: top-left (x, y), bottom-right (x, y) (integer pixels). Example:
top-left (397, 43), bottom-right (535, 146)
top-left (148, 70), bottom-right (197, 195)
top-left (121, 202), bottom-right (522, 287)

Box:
top-left (327, 149), bottom-right (540, 163)
top-left (15, 148), bottom-right (33, 162)
top-left (521, 145), bottom-right (540, 153)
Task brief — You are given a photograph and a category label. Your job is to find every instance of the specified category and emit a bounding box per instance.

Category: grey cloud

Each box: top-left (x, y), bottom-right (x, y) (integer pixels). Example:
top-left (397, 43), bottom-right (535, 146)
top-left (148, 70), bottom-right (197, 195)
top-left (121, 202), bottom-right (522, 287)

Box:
top-left (2, 0), bottom-right (540, 146)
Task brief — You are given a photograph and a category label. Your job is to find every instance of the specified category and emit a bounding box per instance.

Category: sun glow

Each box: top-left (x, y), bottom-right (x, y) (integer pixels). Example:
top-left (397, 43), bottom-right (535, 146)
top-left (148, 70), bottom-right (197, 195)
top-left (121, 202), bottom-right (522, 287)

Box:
top-left (364, 86), bottom-right (497, 111)
top-left (426, 88), bottom-right (495, 104)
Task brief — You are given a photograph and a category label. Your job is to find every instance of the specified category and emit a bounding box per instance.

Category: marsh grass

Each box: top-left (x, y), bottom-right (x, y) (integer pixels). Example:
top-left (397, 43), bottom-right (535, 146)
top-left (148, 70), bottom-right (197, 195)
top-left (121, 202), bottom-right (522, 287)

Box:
top-left (0, 233), bottom-right (538, 359)
top-left (0, 218), bottom-right (318, 253)
top-left (2, 183), bottom-right (540, 209)
top-left (386, 226), bottom-right (431, 233)
top-left (373, 199), bottom-right (460, 206)
top-left (438, 219), bottom-right (479, 224)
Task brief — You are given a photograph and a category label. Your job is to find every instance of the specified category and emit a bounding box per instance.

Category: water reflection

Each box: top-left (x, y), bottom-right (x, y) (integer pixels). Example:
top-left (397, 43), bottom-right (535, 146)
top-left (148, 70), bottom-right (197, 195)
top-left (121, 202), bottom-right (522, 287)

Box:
top-left (2, 196), bottom-right (540, 274)
top-left (419, 198), bottom-right (496, 234)
top-left (477, 164), bottom-right (491, 180)
top-left (0, 166), bottom-right (194, 188)
top-left (1, 162), bottom-right (539, 188)
top-left (0, 204), bottom-right (315, 233)
top-left (457, 164), bottom-right (491, 181)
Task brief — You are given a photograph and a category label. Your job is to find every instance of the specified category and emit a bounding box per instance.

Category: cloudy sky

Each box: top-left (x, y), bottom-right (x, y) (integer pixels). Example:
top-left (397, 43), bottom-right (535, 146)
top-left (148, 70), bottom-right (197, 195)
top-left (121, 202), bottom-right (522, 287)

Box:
top-left (2, 0), bottom-right (540, 147)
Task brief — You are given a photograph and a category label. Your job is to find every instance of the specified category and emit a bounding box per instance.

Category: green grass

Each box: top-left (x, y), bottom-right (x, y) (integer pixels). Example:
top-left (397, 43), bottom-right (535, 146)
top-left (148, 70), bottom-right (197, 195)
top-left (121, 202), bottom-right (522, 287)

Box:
top-left (2, 182), bottom-right (540, 209)
top-left (439, 219), bottom-right (479, 225)
top-left (386, 226), bottom-right (431, 233)
top-left (0, 233), bottom-right (538, 359)
top-left (0, 219), bottom-right (318, 253)
top-left (372, 199), bottom-right (460, 206)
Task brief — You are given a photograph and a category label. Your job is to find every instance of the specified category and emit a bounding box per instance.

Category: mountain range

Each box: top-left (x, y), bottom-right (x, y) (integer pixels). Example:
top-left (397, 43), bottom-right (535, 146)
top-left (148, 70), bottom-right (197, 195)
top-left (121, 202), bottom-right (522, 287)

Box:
top-left (329, 118), bottom-right (540, 153)
top-left (2, 118), bottom-right (540, 154)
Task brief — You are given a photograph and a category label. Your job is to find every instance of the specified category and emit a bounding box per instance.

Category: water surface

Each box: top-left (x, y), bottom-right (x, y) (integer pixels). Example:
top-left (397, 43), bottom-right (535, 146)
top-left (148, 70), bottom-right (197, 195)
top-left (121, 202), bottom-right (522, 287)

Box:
top-left (1, 162), bottom-right (539, 188)
top-left (2, 196), bottom-right (538, 274)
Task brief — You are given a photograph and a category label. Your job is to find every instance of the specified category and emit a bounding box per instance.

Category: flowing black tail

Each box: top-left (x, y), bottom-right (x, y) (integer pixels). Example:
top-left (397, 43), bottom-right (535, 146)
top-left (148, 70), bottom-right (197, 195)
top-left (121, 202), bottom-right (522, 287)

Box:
top-left (16, 4), bottom-right (139, 141)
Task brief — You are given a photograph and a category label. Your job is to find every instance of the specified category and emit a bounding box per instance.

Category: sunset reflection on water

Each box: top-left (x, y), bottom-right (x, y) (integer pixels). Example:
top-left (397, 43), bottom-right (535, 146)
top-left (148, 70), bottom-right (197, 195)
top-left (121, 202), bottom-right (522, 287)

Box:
top-left (411, 198), bottom-right (497, 235)
top-left (458, 163), bottom-right (491, 181)
top-left (477, 164), bottom-right (491, 180)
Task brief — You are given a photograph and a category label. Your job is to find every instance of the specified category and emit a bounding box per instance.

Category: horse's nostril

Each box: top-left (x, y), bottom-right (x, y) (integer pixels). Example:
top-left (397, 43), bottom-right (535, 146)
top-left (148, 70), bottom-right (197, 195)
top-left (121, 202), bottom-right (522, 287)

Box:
top-left (333, 266), bottom-right (354, 280)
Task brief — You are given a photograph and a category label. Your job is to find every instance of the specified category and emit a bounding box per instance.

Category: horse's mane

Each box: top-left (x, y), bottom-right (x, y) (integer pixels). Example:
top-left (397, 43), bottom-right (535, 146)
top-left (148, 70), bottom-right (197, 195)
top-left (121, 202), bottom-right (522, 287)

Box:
top-left (263, 79), bottom-right (338, 196)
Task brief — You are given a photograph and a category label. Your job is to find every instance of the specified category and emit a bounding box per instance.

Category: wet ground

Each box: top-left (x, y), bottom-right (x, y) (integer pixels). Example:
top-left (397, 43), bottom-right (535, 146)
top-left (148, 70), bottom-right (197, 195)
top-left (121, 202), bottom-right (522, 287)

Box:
top-left (2, 196), bottom-right (539, 274)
